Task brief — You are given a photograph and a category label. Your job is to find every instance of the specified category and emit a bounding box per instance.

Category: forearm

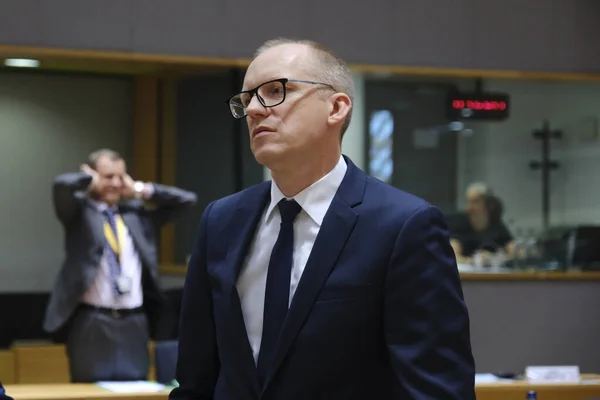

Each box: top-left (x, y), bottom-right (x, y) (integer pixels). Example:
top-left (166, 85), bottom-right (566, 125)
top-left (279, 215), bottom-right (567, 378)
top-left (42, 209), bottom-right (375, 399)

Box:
top-left (53, 172), bottom-right (92, 223)
top-left (144, 183), bottom-right (197, 226)
top-left (147, 183), bottom-right (197, 207)
top-left (54, 172), bottom-right (93, 191)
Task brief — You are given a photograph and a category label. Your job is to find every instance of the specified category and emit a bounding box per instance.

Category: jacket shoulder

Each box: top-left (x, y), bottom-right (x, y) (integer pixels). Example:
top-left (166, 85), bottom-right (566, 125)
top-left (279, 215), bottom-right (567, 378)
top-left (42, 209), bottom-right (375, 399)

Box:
top-left (363, 176), bottom-right (442, 223)
top-left (358, 177), bottom-right (453, 258)
top-left (208, 181), bottom-right (270, 215)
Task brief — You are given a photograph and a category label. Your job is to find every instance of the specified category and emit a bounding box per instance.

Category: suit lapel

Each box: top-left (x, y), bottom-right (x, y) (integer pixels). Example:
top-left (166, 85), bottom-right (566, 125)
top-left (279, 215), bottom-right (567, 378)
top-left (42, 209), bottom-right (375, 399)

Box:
top-left (119, 209), bottom-right (154, 269)
top-left (262, 157), bottom-right (366, 390)
top-left (84, 201), bottom-right (107, 244)
top-left (222, 182), bottom-right (271, 298)
top-left (220, 182), bottom-right (270, 398)
top-left (121, 212), bottom-right (142, 245)
top-left (79, 202), bottom-right (107, 286)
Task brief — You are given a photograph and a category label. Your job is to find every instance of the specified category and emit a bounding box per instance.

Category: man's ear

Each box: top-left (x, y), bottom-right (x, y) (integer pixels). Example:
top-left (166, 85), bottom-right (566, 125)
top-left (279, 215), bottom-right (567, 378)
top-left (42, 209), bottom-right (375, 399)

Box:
top-left (327, 93), bottom-right (352, 128)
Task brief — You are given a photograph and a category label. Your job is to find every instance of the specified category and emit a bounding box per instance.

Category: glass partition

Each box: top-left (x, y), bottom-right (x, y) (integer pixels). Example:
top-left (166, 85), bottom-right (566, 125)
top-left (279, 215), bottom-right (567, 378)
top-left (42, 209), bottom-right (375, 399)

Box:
top-left (364, 74), bottom-right (600, 272)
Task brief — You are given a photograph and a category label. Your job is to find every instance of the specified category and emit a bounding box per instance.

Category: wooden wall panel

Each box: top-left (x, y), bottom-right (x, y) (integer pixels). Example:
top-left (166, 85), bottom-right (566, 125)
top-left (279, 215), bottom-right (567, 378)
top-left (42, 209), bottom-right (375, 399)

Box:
top-left (0, 350), bottom-right (15, 384)
top-left (159, 79), bottom-right (177, 266)
top-left (132, 75), bottom-right (159, 182)
top-left (12, 344), bottom-right (70, 383)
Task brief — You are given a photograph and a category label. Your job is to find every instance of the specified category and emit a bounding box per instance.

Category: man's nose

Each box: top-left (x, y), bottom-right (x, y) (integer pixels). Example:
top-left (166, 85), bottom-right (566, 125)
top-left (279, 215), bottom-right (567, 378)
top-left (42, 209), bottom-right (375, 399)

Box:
top-left (245, 95), bottom-right (268, 118)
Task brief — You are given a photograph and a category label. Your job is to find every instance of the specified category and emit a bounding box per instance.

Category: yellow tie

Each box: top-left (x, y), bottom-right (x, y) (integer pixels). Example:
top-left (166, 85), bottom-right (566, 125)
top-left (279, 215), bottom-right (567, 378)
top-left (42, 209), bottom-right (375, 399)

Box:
top-left (103, 214), bottom-right (126, 261)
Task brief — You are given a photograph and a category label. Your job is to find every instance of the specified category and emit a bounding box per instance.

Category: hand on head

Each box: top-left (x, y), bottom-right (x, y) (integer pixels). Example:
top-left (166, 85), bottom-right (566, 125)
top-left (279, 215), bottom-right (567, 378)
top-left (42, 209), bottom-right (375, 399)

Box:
top-left (120, 173), bottom-right (137, 200)
top-left (80, 150), bottom-right (132, 205)
top-left (80, 163), bottom-right (100, 193)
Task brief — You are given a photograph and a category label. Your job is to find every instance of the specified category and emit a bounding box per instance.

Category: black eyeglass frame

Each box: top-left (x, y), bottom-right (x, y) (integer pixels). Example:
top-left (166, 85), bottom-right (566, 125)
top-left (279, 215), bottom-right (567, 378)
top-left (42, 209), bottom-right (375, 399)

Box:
top-left (226, 78), bottom-right (336, 119)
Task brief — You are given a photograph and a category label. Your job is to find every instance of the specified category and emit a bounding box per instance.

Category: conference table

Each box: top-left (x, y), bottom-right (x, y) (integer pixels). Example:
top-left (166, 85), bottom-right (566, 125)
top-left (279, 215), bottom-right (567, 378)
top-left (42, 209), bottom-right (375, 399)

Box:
top-left (3, 384), bottom-right (169, 400)
top-left (6, 377), bottom-right (600, 400)
top-left (476, 377), bottom-right (600, 400)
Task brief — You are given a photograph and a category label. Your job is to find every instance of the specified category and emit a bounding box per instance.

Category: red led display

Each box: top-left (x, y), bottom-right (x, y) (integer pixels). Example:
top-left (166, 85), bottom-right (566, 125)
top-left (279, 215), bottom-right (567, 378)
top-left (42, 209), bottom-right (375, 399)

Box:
top-left (451, 99), bottom-right (507, 111)
top-left (446, 92), bottom-right (510, 120)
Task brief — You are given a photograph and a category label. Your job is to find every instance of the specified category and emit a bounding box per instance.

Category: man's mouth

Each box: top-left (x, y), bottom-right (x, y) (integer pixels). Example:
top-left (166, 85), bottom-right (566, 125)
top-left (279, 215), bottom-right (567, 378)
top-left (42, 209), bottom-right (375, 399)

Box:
top-left (252, 126), bottom-right (275, 138)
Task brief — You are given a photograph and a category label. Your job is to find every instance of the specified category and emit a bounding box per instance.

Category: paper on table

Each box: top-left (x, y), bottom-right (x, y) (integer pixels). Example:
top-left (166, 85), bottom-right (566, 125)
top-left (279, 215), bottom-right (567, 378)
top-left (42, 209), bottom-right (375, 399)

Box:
top-left (581, 379), bottom-right (600, 384)
top-left (97, 381), bottom-right (167, 393)
top-left (475, 373), bottom-right (514, 384)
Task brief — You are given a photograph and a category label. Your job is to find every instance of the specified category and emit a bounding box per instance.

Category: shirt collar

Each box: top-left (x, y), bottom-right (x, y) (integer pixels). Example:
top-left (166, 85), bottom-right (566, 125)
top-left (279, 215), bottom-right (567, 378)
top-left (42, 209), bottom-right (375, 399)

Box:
top-left (265, 155), bottom-right (347, 226)
top-left (88, 198), bottom-right (118, 213)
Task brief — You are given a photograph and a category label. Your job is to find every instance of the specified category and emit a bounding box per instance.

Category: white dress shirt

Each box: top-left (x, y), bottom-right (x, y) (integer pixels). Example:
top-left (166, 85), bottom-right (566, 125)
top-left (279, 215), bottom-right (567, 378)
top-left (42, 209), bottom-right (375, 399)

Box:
top-left (236, 155), bottom-right (347, 363)
top-left (81, 200), bottom-right (143, 310)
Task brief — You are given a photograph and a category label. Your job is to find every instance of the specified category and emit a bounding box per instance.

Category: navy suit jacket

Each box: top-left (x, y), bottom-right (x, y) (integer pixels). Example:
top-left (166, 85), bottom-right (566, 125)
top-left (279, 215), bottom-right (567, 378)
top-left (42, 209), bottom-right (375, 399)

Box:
top-left (0, 383), bottom-right (13, 400)
top-left (171, 157), bottom-right (475, 400)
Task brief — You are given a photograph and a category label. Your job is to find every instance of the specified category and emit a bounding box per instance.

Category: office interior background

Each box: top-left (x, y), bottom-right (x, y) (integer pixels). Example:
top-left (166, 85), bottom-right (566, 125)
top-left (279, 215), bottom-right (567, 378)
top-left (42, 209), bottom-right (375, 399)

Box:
top-left (1, 0), bottom-right (600, 395)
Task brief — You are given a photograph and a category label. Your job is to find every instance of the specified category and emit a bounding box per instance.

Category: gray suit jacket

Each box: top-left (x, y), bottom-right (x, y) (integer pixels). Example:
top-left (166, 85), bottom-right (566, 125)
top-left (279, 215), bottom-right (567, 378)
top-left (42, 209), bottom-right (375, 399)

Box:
top-left (43, 172), bottom-right (197, 334)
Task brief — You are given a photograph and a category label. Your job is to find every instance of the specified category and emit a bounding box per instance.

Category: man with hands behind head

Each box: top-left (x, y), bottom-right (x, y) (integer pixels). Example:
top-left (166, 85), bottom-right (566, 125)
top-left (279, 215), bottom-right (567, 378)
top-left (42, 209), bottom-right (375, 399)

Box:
top-left (44, 148), bottom-right (197, 383)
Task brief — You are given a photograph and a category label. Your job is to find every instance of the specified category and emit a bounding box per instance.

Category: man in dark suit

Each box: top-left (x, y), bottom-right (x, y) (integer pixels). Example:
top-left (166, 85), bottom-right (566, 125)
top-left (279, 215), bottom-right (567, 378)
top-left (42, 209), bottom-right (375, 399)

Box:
top-left (0, 382), bottom-right (13, 400)
top-left (44, 149), bottom-right (197, 383)
top-left (171, 39), bottom-right (475, 400)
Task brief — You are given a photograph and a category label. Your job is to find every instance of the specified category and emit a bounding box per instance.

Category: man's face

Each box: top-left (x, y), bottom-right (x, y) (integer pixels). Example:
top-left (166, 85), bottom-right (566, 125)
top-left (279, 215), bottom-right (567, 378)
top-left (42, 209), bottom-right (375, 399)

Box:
top-left (242, 44), bottom-right (333, 169)
top-left (466, 190), bottom-right (486, 217)
top-left (93, 156), bottom-right (126, 205)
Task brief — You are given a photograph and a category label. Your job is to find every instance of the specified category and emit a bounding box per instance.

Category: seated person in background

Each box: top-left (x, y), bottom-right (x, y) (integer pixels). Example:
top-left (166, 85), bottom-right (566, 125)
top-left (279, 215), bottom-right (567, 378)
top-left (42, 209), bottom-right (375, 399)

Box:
top-left (449, 182), bottom-right (515, 264)
top-left (0, 382), bottom-right (13, 400)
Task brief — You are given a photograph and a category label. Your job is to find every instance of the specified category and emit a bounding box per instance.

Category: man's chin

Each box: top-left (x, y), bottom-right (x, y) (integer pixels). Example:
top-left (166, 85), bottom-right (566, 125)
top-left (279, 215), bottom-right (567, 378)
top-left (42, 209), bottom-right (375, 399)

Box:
top-left (252, 146), bottom-right (287, 169)
top-left (104, 194), bottom-right (121, 205)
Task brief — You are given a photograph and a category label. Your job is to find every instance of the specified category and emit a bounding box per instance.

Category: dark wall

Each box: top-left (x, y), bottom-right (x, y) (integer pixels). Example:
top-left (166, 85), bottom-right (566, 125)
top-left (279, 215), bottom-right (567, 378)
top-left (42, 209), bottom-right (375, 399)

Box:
top-left (174, 69), bottom-right (263, 263)
top-left (1, 0), bottom-right (599, 73)
top-left (464, 280), bottom-right (600, 373)
top-left (0, 290), bottom-right (184, 347)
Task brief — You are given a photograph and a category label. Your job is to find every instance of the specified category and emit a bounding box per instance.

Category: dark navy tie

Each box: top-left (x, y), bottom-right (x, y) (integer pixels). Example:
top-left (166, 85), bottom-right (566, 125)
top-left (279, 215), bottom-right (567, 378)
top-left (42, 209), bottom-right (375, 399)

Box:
top-left (103, 208), bottom-right (122, 297)
top-left (256, 199), bottom-right (302, 385)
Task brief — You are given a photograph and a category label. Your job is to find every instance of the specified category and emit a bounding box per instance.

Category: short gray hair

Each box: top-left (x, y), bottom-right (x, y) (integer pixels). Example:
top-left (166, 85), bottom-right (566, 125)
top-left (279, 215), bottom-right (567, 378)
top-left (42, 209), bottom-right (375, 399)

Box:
top-left (88, 148), bottom-right (123, 169)
top-left (466, 182), bottom-right (492, 197)
top-left (254, 38), bottom-right (354, 138)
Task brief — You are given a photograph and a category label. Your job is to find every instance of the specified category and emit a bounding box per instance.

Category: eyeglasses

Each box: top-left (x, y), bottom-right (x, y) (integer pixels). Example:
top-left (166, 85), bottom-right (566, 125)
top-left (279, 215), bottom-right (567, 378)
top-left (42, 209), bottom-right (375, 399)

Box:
top-left (227, 78), bottom-right (335, 119)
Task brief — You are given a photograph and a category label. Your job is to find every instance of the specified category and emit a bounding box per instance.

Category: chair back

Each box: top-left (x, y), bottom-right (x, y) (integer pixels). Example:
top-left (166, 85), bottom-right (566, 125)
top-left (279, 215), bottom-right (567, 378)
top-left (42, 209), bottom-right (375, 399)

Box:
top-left (154, 340), bottom-right (178, 384)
